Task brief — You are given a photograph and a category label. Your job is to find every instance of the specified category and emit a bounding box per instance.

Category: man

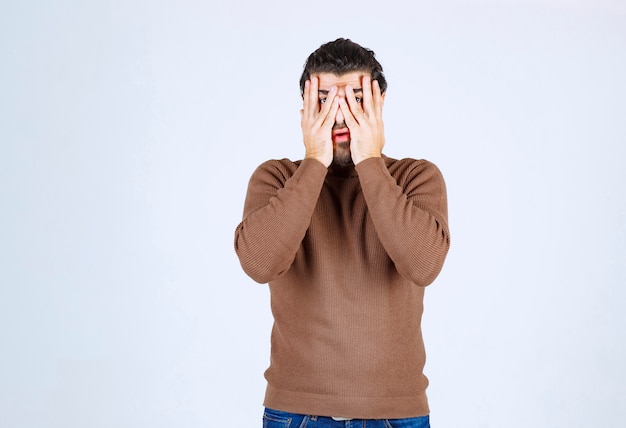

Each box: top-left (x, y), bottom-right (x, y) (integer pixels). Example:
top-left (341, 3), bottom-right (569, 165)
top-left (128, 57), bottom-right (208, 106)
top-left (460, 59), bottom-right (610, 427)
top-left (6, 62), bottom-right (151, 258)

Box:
top-left (234, 38), bottom-right (450, 427)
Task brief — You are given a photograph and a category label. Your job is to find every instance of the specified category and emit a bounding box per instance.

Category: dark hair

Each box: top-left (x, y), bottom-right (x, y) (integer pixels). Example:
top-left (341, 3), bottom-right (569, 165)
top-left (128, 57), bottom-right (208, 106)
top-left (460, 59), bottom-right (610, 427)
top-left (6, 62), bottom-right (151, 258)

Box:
top-left (299, 38), bottom-right (387, 95)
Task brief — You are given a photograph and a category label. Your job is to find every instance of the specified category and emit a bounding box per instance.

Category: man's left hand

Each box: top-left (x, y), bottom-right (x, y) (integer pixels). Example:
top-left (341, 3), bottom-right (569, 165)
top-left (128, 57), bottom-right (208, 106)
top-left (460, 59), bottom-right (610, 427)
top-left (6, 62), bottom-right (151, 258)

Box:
top-left (339, 76), bottom-right (385, 165)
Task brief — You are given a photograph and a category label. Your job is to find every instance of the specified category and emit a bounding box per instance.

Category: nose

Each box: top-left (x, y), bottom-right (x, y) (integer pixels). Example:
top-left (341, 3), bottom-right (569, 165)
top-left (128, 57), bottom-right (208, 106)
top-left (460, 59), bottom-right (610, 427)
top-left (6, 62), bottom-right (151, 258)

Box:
top-left (335, 103), bottom-right (345, 124)
top-left (334, 88), bottom-right (346, 125)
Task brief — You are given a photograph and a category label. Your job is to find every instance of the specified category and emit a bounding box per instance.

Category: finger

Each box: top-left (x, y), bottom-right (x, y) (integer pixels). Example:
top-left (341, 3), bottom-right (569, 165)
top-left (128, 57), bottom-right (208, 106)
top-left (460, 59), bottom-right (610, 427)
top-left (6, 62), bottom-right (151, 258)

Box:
top-left (372, 79), bottom-right (383, 119)
top-left (308, 76), bottom-right (319, 117)
top-left (345, 85), bottom-right (363, 120)
top-left (312, 88), bottom-right (337, 127)
top-left (303, 78), bottom-right (315, 119)
top-left (318, 85), bottom-right (337, 114)
top-left (303, 80), bottom-right (313, 119)
top-left (321, 96), bottom-right (340, 129)
top-left (361, 75), bottom-right (374, 115)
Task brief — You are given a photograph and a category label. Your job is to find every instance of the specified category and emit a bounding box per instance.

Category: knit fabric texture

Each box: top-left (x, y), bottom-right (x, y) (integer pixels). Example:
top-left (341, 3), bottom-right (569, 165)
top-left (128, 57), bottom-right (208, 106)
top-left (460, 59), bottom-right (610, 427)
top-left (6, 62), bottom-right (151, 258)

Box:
top-left (235, 155), bottom-right (450, 419)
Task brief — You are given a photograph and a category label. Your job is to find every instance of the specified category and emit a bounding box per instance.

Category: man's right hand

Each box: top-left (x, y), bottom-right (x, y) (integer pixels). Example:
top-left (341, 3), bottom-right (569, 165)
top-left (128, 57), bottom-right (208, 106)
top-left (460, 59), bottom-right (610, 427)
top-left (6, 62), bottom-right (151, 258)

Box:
top-left (300, 77), bottom-right (338, 168)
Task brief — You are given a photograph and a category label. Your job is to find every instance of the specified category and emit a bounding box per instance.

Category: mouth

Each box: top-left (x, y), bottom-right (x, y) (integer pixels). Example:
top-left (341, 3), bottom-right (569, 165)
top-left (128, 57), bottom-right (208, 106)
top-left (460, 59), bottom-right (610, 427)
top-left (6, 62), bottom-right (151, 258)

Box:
top-left (332, 128), bottom-right (350, 144)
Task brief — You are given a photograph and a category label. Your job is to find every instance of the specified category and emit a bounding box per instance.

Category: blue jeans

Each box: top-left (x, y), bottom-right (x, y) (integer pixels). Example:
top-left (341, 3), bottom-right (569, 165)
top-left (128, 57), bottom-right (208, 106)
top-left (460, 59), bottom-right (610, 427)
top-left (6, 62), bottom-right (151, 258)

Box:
top-left (263, 408), bottom-right (430, 428)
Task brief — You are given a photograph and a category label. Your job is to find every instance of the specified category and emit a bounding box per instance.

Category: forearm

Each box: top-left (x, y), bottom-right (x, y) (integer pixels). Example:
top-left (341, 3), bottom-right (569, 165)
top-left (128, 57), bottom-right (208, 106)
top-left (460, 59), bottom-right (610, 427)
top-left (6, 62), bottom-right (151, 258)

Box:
top-left (356, 157), bottom-right (450, 286)
top-left (234, 159), bottom-right (328, 283)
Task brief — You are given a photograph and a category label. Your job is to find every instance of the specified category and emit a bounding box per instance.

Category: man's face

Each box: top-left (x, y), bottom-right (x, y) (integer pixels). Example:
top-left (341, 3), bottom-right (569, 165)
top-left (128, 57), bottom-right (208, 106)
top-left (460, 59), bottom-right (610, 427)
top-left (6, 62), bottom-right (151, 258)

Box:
top-left (312, 71), bottom-right (370, 166)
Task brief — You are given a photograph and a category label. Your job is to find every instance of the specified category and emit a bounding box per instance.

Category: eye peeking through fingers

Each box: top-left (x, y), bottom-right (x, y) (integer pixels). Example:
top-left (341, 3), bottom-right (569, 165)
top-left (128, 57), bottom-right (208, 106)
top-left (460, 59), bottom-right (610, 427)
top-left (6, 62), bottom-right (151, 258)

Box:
top-left (323, 97), bottom-right (359, 104)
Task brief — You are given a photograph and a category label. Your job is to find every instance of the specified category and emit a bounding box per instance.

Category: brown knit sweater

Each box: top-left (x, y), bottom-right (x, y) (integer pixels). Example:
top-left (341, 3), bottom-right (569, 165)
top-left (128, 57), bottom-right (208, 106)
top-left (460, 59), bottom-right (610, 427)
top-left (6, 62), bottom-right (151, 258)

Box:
top-left (234, 155), bottom-right (450, 419)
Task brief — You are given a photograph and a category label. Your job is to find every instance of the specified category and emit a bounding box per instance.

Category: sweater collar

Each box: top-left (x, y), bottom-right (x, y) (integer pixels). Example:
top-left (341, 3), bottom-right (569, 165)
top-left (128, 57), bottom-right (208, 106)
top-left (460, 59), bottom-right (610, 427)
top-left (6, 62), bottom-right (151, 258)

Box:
top-left (327, 162), bottom-right (358, 177)
top-left (327, 154), bottom-right (390, 178)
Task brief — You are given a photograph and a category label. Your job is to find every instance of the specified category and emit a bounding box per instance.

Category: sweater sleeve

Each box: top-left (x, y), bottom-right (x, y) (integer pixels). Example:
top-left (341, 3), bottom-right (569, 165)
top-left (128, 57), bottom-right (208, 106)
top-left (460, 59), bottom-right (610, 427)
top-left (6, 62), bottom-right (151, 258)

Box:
top-left (234, 158), bottom-right (328, 284)
top-left (355, 157), bottom-right (450, 286)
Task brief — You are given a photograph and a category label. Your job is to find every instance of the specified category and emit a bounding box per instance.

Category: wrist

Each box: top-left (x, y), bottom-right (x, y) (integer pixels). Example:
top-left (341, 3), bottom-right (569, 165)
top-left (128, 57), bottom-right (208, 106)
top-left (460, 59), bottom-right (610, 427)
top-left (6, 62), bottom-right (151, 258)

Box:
top-left (353, 152), bottom-right (381, 165)
top-left (305, 153), bottom-right (331, 168)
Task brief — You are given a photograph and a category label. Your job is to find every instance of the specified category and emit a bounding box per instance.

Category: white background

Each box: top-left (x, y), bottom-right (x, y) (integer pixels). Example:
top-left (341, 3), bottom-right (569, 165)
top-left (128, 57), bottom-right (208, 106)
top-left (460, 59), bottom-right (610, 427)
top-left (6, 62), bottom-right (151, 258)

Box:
top-left (1, 1), bottom-right (625, 427)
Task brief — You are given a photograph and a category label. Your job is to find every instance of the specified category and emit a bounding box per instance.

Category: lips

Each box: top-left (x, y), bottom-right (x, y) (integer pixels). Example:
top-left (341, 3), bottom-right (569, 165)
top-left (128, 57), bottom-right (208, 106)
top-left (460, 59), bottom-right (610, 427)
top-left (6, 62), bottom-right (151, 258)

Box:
top-left (332, 128), bottom-right (350, 143)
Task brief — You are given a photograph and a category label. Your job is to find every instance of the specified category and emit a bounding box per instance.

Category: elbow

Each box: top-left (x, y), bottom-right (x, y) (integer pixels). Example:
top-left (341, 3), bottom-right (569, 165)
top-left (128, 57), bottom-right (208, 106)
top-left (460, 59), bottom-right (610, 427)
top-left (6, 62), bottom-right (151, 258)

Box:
top-left (411, 259), bottom-right (446, 287)
top-left (234, 226), bottom-right (288, 284)
top-left (238, 258), bottom-right (280, 284)
top-left (402, 234), bottom-right (450, 287)
top-left (235, 245), bottom-right (279, 284)
top-left (400, 260), bottom-right (444, 287)
top-left (237, 247), bottom-right (293, 284)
